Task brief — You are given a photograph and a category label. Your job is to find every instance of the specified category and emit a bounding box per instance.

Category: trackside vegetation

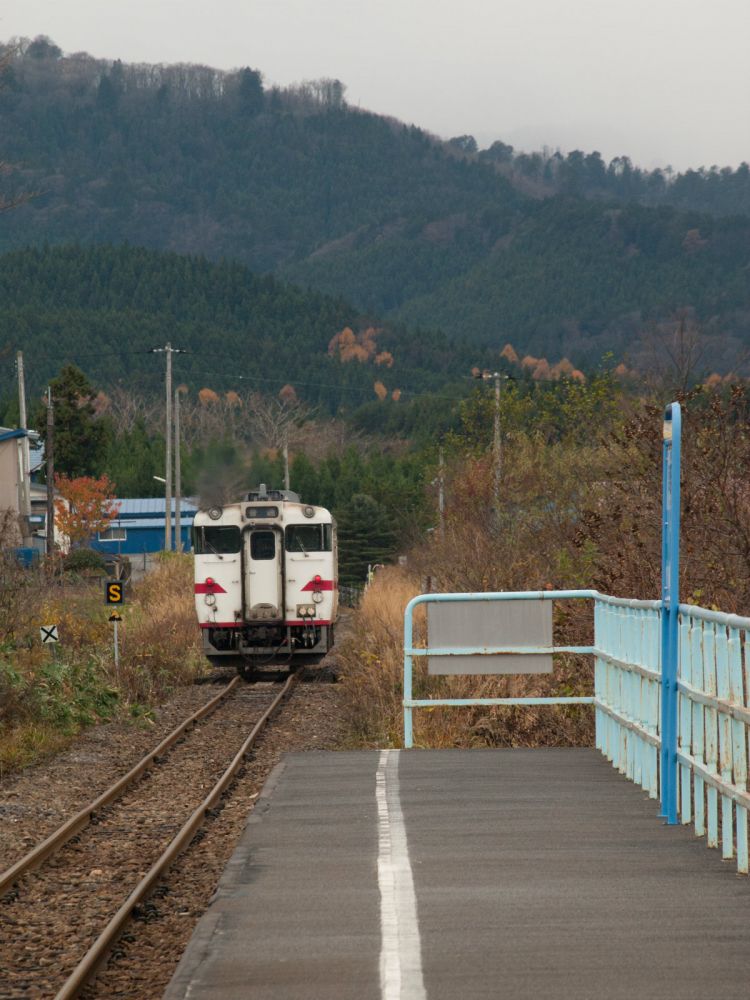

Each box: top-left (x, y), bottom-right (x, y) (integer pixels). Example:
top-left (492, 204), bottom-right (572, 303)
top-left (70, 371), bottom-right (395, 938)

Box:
top-left (0, 553), bottom-right (203, 774)
top-left (335, 383), bottom-right (750, 749)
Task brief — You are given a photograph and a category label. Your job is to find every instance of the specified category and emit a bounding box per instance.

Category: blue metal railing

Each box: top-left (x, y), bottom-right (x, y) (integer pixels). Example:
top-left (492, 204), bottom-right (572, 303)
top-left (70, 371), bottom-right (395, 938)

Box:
top-left (594, 597), bottom-right (662, 801)
top-left (403, 588), bottom-right (750, 874)
top-left (403, 589), bottom-right (597, 751)
top-left (675, 603), bottom-right (750, 874)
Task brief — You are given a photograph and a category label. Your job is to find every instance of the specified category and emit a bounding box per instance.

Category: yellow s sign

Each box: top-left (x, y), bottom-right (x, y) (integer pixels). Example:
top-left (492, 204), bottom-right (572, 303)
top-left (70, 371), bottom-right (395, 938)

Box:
top-left (105, 581), bottom-right (124, 604)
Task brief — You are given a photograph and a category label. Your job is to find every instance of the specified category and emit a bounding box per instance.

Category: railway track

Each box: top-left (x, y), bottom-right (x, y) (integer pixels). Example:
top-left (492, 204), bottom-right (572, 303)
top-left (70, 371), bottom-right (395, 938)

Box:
top-left (0, 672), bottom-right (298, 999)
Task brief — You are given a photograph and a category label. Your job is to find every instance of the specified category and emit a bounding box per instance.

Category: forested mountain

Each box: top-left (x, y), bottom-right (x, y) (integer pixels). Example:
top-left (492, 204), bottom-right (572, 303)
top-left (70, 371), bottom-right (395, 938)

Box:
top-left (1, 38), bottom-right (750, 367)
top-left (0, 244), bottom-right (487, 410)
top-left (472, 141), bottom-right (750, 218)
top-left (394, 199), bottom-right (750, 365)
top-left (0, 39), bottom-right (521, 273)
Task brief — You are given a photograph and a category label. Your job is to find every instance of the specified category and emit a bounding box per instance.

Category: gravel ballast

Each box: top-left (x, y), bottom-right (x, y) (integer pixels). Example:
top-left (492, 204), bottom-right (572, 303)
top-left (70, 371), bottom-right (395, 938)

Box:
top-left (0, 667), bottom-right (345, 1000)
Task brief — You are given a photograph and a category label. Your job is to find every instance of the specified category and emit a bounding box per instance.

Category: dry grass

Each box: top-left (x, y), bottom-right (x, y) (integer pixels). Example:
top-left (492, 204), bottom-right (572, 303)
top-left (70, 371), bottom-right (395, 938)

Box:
top-left (335, 434), bottom-right (603, 750)
top-left (0, 553), bottom-right (205, 774)
top-left (336, 566), bottom-right (595, 749)
top-left (115, 554), bottom-right (205, 702)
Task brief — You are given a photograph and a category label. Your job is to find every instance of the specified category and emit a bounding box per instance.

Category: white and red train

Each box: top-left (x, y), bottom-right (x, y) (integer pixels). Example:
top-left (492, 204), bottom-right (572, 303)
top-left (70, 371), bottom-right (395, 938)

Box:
top-left (193, 486), bottom-right (338, 674)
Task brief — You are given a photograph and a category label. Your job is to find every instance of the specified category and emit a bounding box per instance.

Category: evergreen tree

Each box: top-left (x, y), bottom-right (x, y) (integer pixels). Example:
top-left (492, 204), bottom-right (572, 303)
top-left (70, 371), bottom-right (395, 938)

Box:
top-left (289, 453), bottom-right (319, 502)
top-left (103, 420), bottom-right (163, 496)
top-left (237, 68), bottom-right (264, 114)
top-left (33, 365), bottom-right (108, 478)
top-left (336, 492), bottom-right (397, 583)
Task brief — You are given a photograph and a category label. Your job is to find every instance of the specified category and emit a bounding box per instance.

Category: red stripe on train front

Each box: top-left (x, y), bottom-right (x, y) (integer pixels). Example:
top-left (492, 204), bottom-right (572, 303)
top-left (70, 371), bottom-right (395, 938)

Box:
top-left (300, 579), bottom-right (337, 592)
top-left (195, 581), bottom-right (227, 594)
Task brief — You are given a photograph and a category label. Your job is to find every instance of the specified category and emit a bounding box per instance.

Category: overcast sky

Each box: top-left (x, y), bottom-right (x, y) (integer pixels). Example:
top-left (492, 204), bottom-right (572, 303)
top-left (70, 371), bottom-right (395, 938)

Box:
top-left (3, 0), bottom-right (748, 170)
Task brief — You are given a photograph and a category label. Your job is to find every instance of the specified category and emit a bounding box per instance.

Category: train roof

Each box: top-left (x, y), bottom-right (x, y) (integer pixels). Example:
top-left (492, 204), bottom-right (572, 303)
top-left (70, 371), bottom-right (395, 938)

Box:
top-left (244, 486), bottom-right (300, 503)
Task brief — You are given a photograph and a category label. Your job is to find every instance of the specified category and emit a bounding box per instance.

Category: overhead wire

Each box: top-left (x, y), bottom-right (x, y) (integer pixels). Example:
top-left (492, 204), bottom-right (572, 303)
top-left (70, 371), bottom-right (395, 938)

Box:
top-left (3, 355), bottom-right (472, 406)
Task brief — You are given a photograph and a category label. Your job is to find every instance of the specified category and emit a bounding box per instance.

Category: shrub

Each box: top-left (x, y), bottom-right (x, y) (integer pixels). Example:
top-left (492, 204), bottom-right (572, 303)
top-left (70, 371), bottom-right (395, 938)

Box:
top-left (0, 551), bottom-right (204, 773)
top-left (64, 547), bottom-right (106, 574)
top-left (336, 566), bottom-right (594, 750)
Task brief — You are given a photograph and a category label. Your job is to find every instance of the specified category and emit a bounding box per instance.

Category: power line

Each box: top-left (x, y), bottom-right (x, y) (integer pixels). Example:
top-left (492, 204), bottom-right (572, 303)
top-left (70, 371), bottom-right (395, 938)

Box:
top-left (1, 349), bottom-right (472, 408)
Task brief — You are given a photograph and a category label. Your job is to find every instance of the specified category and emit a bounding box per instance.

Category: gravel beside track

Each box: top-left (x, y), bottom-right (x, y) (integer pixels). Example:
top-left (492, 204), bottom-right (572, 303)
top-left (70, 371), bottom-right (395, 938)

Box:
top-left (0, 678), bottom-right (236, 871)
top-left (82, 675), bottom-right (343, 999)
top-left (0, 679), bottom-right (305, 999)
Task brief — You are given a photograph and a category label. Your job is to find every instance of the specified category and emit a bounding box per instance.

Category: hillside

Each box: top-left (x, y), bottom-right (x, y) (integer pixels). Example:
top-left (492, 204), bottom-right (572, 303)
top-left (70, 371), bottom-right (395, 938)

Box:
top-left (0, 40), bottom-right (521, 273)
top-left (393, 198), bottom-right (750, 365)
top-left (0, 244), bottom-right (487, 410)
top-left (1, 40), bottom-right (750, 366)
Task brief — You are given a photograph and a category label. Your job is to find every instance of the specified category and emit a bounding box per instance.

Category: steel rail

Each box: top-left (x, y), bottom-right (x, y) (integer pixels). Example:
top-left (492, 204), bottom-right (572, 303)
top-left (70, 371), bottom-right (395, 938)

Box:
top-left (0, 676), bottom-right (241, 898)
top-left (55, 670), bottom-right (299, 1000)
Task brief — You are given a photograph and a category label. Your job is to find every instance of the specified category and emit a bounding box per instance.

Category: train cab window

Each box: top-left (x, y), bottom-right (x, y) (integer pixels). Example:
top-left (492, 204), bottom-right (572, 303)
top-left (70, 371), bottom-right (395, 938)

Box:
top-left (285, 524), bottom-right (332, 553)
top-left (193, 526), bottom-right (241, 555)
top-left (250, 530), bottom-right (276, 560)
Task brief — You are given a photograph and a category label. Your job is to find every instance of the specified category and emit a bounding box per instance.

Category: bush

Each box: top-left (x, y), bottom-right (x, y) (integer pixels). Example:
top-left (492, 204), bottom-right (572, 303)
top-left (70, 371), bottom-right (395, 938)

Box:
top-left (336, 566), bottom-right (594, 750)
top-left (0, 552), bottom-right (205, 773)
top-left (63, 547), bottom-right (106, 574)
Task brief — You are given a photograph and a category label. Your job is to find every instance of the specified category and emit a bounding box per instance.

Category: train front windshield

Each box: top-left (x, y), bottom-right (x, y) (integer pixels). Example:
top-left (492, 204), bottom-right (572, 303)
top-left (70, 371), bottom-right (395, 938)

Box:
top-left (285, 524), bottom-right (332, 553)
top-left (193, 525), bottom-right (241, 554)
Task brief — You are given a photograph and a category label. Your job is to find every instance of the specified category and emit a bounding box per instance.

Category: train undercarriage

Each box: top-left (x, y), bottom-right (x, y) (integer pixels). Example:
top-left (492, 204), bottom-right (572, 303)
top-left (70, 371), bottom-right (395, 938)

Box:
top-left (203, 622), bottom-right (334, 678)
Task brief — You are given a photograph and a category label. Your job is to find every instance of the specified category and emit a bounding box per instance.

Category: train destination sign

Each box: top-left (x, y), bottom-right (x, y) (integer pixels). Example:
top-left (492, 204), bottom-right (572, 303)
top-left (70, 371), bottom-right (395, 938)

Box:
top-left (427, 599), bottom-right (553, 675)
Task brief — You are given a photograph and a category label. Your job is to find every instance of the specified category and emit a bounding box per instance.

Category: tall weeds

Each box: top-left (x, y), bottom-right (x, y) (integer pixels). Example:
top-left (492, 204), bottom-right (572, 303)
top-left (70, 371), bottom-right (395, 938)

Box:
top-left (0, 553), bottom-right (203, 773)
top-left (337, 568), bottom-right (595, 750)
top-left (338, 388), bottom-right (750, 749)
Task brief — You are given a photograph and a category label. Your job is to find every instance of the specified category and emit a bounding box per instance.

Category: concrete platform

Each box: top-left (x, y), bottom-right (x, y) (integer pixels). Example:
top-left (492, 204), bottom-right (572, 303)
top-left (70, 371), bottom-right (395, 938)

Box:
top-left (165, 750), bottom-right (750, 1000)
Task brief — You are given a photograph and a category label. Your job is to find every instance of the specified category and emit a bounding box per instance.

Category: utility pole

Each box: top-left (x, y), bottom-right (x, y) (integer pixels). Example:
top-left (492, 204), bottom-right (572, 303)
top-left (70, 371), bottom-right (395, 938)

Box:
top-left (46, 387), bottom-right (54, 558)
top-left (473, 369), bottom-right (508, 513)
top-left (150, 344), bottom-right (186, 551)
top-left (16, 352), bottom-right (32, 545)
top-left (493, 372), bottom-right (502, 510)
top-left (438, 446), bottom-right (445, 541)
top-left (282, 431), bottom-right (290, 492)
top-left (174, 386), bottom-right (182, 552)
top-left (165, 344), bottom-right (172, 551)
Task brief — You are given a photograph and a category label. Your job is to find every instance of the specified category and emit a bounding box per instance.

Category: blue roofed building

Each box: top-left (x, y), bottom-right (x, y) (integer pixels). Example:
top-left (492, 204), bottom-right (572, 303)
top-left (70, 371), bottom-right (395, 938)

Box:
top-left (90, 498), bottom-right (198, 556)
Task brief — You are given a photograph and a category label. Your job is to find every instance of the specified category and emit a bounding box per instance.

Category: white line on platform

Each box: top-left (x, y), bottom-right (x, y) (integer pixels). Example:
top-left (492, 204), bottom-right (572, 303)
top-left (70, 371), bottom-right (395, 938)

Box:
top-left (376, 749), bottom-right (427, 1000)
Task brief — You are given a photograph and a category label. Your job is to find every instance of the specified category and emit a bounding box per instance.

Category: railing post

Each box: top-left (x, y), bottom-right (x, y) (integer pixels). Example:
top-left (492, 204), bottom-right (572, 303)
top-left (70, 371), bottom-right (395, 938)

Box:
top-left (660, 402), bottom-right (681, 824)
top-left (404, 599), bottom-right (415, 749)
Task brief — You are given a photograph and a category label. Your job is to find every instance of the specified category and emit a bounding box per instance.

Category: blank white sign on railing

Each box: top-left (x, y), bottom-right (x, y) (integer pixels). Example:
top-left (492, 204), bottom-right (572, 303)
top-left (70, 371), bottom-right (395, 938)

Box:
top-left (427, 599), bottom-right (553, 675)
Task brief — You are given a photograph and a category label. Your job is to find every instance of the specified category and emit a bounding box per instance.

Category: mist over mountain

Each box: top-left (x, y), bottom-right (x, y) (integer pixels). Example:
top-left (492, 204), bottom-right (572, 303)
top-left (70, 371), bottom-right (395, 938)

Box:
top-left (1, 38), bottom-right (749, 369)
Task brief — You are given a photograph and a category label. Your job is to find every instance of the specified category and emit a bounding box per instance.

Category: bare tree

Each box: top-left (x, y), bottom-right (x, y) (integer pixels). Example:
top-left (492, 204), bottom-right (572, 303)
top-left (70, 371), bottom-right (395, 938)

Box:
top-left (639, 309), bottom-right (709, 395)
top-left (0, 47), bottom-right (35, 213)
top-left (106, 386), bottom-right (163, 436)
top-left (245, 391), bottom-right (313, 453)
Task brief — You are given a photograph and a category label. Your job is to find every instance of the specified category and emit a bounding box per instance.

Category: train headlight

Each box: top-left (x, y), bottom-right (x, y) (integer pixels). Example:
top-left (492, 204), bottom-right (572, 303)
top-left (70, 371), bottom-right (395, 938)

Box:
top-left (208, 506), bottom-right (222, 520)
top-left (303, 505), bottom-right (315, 518)
top-left (307, 605), bottom-right (316, 617)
